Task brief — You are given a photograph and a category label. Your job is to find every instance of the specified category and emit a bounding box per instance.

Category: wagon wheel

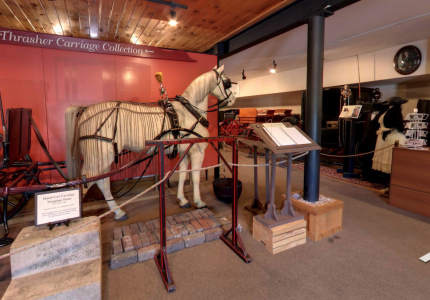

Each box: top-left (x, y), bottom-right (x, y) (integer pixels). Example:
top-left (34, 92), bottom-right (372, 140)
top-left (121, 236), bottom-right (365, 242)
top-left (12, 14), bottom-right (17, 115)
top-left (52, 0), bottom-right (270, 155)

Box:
top-left (220, 119), bottom-right (243, 145)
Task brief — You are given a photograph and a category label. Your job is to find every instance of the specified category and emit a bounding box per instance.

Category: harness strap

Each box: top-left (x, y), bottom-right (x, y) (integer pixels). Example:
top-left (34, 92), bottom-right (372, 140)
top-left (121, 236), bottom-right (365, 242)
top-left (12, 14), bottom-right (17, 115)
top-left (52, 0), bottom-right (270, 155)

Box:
top-left (173, 96), bottom-right (209, 127)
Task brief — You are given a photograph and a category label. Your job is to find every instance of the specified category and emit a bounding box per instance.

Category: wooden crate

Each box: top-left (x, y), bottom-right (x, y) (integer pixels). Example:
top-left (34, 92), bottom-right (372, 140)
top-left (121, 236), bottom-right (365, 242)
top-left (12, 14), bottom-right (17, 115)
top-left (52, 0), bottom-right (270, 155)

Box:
top-left (287, 191), bottom-right (343, 241)
top-left (252, 217), bottom-right (306, 254)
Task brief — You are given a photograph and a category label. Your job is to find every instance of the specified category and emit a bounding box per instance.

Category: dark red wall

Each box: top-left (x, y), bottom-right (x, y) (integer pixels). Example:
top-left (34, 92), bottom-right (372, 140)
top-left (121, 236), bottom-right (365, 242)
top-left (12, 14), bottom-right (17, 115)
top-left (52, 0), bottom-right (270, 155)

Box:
top-left (0, 43), bottom-right (218, 183)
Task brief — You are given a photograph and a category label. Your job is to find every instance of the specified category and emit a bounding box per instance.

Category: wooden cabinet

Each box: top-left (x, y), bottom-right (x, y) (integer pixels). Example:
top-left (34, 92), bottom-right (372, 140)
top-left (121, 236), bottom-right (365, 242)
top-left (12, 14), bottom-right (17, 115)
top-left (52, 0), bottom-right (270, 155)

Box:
top-left (390, 147), bottom-right (430, 217)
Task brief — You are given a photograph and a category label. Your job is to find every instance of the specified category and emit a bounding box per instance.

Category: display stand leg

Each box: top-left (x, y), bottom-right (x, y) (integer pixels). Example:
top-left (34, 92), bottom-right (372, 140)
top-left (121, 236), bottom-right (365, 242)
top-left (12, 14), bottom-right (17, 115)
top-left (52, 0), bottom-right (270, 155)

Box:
top-left (281, 153), bottom-right (295, 217)
top-left (265, 149), bottom-right (270, 210)
top-left (264, 152), bottom-right (279, 221)
top-left (0, 191), bottom-right (13, 247)
top-left (245, 146), bottom-right (264, 214)
top-left (220, 141), bottom-right (251, 263)
top-left (154, 146), bottom-right (175, 293)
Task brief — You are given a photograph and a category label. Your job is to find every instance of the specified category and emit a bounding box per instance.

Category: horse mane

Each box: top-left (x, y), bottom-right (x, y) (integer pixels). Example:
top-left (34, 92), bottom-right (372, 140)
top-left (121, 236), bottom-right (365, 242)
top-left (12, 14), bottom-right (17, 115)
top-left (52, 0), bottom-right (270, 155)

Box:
top-left (181, 70), bottom-right (216, 105)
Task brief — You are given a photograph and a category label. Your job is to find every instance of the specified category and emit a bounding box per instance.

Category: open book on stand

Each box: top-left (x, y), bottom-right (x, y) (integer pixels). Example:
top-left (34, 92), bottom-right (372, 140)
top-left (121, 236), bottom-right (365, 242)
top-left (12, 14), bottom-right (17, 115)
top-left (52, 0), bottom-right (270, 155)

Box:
top-left (262, 123), bottom-right (311, 146)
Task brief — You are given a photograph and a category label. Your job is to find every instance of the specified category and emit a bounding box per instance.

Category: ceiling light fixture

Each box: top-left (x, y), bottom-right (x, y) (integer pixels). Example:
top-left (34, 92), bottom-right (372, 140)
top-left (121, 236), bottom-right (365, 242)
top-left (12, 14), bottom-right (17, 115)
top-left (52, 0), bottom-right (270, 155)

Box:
top-left (270, 61), bottom-right (277, 73)
top-left (169, 10), bottom-right (177, 26)
top-left (147, 0), bottom-right (188, 26)
top-left (242, 70), bottom-right (246, 80)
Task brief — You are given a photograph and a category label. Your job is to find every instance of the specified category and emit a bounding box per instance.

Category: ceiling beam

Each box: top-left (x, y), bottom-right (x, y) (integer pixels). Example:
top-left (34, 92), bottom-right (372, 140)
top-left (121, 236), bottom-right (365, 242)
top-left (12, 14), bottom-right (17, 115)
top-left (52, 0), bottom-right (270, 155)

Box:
top-left (216, 0), bottom-right (361, 59)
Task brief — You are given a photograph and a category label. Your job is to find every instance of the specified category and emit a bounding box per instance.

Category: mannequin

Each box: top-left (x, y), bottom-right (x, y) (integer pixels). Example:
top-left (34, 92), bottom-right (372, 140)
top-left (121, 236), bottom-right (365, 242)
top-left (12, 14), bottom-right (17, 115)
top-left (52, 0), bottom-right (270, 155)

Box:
top-left (372, 97), bottom-right (408, 173)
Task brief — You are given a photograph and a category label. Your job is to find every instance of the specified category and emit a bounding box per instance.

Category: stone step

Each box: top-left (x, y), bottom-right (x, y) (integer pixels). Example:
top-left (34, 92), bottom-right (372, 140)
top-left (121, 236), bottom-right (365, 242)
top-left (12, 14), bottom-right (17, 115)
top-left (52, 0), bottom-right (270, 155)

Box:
top-left (2, 258), bottom-right (101, 300)
top-left (10, 216), bottom-right (101, 279)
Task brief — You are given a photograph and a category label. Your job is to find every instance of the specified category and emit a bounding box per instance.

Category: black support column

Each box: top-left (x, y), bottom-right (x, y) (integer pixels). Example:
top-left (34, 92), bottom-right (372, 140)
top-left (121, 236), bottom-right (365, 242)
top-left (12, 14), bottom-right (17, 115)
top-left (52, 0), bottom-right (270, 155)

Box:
top-left (303, 14), bottom-right (325, 202)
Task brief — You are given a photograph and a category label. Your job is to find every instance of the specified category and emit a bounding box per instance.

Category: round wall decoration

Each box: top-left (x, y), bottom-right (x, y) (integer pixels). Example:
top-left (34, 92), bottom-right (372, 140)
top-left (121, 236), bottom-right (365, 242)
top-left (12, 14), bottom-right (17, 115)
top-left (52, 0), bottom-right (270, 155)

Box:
top-left (394, 45), bottom-right (421, 75)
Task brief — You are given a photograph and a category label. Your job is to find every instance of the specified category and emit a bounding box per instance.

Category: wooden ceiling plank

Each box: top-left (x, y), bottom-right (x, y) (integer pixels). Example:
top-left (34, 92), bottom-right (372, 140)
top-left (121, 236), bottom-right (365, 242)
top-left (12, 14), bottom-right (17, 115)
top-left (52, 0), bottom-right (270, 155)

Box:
top-left (53, 0), bottom-right (73, 36)
top-left (167, 0), bottom-right (227, 50)
top-left (128, 1), bottom-right (157, 44)
top-left (64, 0), bottom-right (81, 37)
top-left (98, 0), bottom-right (114, 40)
top-left (26, 0), bottom-right (56, 34)
top-left (88, 0), bottom-right (100, 38)
top-left (38, 0), bottom-right (64, 35)
top-left (198, 0), bottom-right (295, 52)
top-left (113, 0), bottom-right (137, 42)
top-left (120, 0), bottom-right (148, 43)
top-left (12, 0), bottom-right (46, 32)
top-left (135, 4), bottom-right (170, 45)
top-left (160, 0), bottom-right (214, 49)
top-left (105, 0), bottom-right (126, 41)
top-left (148, 0), bottom-right (198, 47)
top-left (0, 0), bottom-right (32, 30)
top-left (0, 11), bottom-right (15, 28)
top-left (187, 0), bottom-right (266, 51)
top-left (77, 0), bottom-right (90, 38)
top-left (156, 0), bottom-right (210, 48)
top-left (174, 0), bottom-right (245, 50)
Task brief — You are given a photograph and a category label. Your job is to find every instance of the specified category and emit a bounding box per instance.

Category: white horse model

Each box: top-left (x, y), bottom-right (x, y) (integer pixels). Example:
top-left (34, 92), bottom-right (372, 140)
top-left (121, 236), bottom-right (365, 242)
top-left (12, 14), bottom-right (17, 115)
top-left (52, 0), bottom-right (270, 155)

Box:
top-left (65, 65), bottom-right (235, 221)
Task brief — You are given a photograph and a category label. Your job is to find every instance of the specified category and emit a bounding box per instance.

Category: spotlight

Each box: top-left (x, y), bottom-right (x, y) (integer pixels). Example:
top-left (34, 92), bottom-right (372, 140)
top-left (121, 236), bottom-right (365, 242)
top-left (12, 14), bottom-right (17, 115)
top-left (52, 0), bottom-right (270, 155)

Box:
top-left (270, 61), bottom-right (277, 73)
top-left (242, 70), bottom-right (246, 80)
top-left (169, 10), bottom-right (177, 26)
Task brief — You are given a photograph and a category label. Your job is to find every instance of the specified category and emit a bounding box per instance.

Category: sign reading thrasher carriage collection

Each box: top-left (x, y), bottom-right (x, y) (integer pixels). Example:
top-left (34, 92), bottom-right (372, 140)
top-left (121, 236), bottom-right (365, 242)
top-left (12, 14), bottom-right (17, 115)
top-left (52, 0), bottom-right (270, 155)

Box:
top-left (35, 188), bottom-right (82, 228)
top-left (0, 28), bottom-right (196, 62)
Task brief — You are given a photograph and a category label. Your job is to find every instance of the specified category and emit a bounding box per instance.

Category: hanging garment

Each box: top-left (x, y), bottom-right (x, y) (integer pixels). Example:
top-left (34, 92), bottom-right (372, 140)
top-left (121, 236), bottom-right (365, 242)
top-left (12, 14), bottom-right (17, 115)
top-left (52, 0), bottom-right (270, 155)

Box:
top-left (372, 108), bottom-right (406, 173)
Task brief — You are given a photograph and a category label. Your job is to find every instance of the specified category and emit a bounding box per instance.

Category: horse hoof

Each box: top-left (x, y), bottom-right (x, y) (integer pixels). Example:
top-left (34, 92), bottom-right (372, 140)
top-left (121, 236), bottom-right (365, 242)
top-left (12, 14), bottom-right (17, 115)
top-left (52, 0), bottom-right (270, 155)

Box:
top-left (115, 214), bottom-right (129, 222)
top-left (197, 205), bottom-right (208, 209)
top-left (180, 202), bottom-right (191, 209)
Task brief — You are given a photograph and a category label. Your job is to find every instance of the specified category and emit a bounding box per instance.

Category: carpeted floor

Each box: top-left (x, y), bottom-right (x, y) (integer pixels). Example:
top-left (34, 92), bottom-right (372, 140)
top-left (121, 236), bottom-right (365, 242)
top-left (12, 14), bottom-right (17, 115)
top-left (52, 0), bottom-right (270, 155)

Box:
top-left (1, 151), bottom-right (430, 299)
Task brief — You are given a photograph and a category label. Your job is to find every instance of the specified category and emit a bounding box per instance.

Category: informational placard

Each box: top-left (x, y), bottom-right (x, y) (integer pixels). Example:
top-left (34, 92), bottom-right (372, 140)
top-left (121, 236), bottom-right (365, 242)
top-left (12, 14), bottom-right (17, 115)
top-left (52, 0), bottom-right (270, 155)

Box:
top-left (35, 188), bottom-right (82, 226)
top-left (339, 105), bottom-right (362, 118)
top-left (262, 123), bottom-right (311, 146)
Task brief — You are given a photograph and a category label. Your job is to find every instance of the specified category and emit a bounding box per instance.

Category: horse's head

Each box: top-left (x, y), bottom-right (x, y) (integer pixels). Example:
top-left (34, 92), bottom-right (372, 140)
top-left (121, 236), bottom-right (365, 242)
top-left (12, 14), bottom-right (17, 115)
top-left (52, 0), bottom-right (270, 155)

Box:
top-left (210, 65), bottom-right (236, 108)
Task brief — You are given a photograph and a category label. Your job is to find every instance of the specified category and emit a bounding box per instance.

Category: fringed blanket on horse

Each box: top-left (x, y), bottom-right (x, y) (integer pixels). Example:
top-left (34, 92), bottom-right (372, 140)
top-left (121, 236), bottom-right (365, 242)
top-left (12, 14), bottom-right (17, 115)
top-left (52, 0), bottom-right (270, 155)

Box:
top-left (65, 65), bottom-right (235, 221)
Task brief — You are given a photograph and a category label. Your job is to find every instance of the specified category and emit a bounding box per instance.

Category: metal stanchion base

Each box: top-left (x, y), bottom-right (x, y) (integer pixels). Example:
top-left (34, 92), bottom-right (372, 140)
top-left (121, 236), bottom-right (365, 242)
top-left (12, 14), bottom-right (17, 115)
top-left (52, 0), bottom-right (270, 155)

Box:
top-left (155, 253), bottom-right (176, 293)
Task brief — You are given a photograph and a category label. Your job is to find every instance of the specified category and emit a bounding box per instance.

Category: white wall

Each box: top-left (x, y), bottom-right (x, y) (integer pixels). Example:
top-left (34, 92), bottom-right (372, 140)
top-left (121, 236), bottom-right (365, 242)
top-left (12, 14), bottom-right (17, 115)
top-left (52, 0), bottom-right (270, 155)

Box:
top-left (232, 39), bottom-right (429, 99)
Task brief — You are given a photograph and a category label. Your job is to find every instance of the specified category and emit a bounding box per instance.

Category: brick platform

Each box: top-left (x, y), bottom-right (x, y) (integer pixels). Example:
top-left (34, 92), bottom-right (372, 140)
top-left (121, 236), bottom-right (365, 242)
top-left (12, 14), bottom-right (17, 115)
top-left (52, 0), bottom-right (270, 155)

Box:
top-left (110, 209), bottom-right (230, 269)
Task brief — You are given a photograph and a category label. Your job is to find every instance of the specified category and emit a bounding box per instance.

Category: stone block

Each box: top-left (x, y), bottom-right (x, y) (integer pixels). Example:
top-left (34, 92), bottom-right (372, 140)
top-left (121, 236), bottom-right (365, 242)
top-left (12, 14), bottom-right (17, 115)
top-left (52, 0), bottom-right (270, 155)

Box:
top-left (183, 222), bottom-right (197, 234)
top-left (131, 234), bottom-right (143, 250)
top-left (222, 224), bottom-right (231, 235)
top-left (185, 211), bottom-right (196, 220)
top-left (145, 220), bottom-right (155, 231)
top-left (169, 225), bottom-right (182, 238)
top-left (219, 217), bottom-right (231, 226)
top-left (2, 258), bottom-right (101, 300)
top-left (165, 228), bottom-right (174, 240)
top-left (154, 228), bottom-right (161, 241)
top-left (111, 250), bottom-right (137, 269)
top-left (112, 239), bottom-right (123, 254)
top-left (176, 223), bottom-right (188, 236)
top-left (197, 218), bottom-right (211, 230)
top-left (204, 218), bottom-right (218, 229)
top-left (209, 216), bottom-right (222, 227)
top-left (10, 216), bottom-right (101, 279)
top-left (113, 227), bottom-right (123, 240)
top-left (178, 213), bottom-right (189, 222)
top-left (173, 215), bottom-right (183, 224)
top-left (138, 232), bottom-right (151, 247)
top-left (167, 216), bottom-right (177, 225)
top-left (191, 210), bottom-right (202, 219)
top-left (129, 223), bottom-right (140, 235)
top-left (138, 222), bottom-right (147, 233)
top-left (183, 232), bottom-right (205, 248)
top-left (147, 230), bottom-right (159, 244)
top-left (197, 209), bottom-right (209, 218)
top-left (121, 225), bottom-right (132, 236)
top-left (203, 208), bottom-right (215, 217)
top-left (203, 227), bottom-right (223, 242)
top-left (165, 218), bottom-right (171, 226)
top-left (166, 237), bottom-right (184, 253)
top-left (122, 236), bottom-right (134, 252)
top-left (190, 219), bottom-right (203, 232)
top-left (151, 219), bottom-right (160, 229)
top-left (137, 244), bottom-right (160, 262)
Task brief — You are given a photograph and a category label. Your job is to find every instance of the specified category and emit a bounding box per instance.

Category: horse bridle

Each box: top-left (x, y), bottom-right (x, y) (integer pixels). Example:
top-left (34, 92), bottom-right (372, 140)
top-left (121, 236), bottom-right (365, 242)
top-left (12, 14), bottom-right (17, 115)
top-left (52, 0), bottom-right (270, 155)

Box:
top-left (208, 69), bottom-right (233, 109)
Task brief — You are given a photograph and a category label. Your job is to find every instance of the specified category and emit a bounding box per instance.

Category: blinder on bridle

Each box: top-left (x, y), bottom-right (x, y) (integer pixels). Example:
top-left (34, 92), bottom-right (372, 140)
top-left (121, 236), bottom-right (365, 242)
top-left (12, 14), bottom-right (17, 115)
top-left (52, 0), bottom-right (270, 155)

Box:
top-left (212, 69), bottom-right (233, 109)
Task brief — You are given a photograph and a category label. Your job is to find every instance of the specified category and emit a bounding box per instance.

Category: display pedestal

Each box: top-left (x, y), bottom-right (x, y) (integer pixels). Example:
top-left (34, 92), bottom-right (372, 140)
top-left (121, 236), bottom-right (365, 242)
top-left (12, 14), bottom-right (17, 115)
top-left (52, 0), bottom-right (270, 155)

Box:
top-left (253, 217), bottom-right (306, 254)
top-left (2, 216), bottom-right (102, 300)
top-left (287, 191), bottom-right (344, 241)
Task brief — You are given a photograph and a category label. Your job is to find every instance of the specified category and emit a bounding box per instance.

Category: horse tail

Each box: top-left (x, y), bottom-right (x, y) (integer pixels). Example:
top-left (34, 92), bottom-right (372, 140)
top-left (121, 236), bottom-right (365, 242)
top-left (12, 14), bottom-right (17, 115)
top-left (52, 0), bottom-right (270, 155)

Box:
top-left (65, 106), bottom-right (81, 180)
